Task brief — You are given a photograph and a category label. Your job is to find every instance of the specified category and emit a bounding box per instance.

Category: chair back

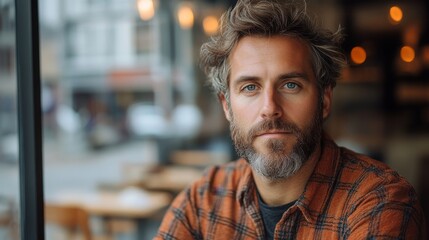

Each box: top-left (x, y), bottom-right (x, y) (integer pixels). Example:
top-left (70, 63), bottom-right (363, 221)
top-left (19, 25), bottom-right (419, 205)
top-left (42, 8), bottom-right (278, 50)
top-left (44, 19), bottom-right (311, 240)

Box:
top-left (0, 196), bottom-right (18, 240)
top-left (45, 203), bottom-right (92, 240)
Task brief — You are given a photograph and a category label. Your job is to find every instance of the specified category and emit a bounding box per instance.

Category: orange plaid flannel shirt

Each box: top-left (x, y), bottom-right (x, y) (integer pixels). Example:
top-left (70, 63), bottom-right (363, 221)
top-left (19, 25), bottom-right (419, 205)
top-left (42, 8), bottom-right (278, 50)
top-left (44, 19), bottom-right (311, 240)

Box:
top-left (155, 136), bottom-right (425, 239)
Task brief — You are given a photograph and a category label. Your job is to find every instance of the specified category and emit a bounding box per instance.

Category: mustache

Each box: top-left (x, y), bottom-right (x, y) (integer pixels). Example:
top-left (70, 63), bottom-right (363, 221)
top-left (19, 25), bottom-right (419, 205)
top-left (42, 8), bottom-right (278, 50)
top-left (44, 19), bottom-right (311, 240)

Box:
top-left (247, 119), bottom-right (301, 142)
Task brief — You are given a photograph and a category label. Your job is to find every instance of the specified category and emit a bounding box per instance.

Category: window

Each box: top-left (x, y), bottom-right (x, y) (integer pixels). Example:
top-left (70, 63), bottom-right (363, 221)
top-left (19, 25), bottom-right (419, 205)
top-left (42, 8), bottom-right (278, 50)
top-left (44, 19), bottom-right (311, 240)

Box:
top-left (0, 0), bottom-right (19, 238)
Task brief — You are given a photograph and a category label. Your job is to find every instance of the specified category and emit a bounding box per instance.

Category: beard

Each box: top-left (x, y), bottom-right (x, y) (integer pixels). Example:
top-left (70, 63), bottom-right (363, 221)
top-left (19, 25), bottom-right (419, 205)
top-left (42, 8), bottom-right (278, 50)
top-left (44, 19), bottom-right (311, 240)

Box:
top-left (229, 103), bottom-right (323, 181)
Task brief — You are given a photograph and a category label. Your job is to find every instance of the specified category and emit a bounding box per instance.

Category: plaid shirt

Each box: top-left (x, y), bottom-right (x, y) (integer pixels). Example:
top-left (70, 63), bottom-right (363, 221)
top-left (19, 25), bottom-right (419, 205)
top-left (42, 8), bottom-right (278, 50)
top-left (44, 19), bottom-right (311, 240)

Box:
top-left (155, 137), bottom-right (425, 239)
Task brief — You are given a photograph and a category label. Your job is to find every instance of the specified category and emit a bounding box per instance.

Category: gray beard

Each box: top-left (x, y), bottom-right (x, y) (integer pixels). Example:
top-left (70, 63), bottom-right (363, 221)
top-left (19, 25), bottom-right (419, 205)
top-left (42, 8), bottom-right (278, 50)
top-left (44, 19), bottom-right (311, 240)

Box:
top-left (244, 142), bottom-right (304, 180)
top-left (229, 105), bottom-right (323, 180)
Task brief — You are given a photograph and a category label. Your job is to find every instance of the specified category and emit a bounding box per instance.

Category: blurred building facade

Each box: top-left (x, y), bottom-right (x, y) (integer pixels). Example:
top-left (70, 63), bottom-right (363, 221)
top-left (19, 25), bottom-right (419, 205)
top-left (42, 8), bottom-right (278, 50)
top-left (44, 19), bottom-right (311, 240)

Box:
top-left (38, 0), bottom-right (230, 151)
top-left (0, 0), bottom-right (17, 162)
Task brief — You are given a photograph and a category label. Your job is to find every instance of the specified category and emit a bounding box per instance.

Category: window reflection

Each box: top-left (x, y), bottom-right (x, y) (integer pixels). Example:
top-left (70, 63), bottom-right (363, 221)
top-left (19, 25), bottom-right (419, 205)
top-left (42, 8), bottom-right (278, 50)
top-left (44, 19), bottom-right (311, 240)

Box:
top-left (0, 0), bottom-right (20, 239)
top-left (41, 0), bottom-right (230, 239)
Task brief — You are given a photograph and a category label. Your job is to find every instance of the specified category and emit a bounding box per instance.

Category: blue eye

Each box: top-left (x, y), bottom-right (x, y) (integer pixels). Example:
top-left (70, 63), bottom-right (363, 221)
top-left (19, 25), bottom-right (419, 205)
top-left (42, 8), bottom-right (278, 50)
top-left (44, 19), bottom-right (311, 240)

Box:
top-left (285, 82), bottom-right (297, 89)
top-left (244, 85), bottom-right (257, 91)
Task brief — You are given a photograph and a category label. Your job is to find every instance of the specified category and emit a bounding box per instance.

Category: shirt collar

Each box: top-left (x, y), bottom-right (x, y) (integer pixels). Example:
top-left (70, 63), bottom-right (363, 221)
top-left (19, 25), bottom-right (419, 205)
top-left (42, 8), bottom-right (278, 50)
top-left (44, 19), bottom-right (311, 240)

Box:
top-left (296, 134), bottom-right (341, 224)
top-left (236, 159), bottom-right (256, 207)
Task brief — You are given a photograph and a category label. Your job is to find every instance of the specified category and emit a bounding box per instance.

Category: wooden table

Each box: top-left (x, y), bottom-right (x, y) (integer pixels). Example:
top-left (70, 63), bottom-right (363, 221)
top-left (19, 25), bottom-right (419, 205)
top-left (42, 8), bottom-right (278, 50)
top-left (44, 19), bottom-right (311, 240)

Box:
top-left (46, 189), bottom-right (172, 238)
top-left (123, 165), bottom-right (203, 193)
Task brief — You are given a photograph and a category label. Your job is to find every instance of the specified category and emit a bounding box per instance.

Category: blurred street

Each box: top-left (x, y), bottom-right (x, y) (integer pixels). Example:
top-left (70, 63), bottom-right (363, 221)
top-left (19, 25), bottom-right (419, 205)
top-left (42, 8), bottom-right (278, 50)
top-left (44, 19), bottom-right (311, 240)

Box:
top-left (0, 138), bottom-right (164, 239)
top-left (1, 139), bottom-right (159, 196)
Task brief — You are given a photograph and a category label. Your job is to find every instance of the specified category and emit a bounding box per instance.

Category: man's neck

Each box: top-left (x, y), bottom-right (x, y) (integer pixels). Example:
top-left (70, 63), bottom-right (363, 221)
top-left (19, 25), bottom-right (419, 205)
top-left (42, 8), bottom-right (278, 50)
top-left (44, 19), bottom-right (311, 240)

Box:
top-left (252, 146), bottom-right (321, 206)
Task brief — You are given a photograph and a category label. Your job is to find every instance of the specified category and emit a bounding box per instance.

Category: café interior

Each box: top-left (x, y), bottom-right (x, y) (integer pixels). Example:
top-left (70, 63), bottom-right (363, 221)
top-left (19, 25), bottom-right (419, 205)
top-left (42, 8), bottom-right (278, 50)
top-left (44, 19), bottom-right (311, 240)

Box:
top-left (0, 0), bottom-right (428, 239)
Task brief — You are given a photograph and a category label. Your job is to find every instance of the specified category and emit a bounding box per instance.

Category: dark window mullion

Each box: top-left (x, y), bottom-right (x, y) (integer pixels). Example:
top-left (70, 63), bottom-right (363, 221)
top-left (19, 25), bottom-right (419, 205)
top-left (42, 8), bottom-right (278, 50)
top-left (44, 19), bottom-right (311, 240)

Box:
top-left (15, 0), bottom-right (45, 239)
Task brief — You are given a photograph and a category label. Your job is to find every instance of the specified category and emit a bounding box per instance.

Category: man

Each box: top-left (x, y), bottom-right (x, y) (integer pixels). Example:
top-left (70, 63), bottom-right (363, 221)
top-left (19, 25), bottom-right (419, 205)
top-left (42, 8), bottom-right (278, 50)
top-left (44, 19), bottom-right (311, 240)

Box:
top-left (155, 0), bottom-right (425, 239)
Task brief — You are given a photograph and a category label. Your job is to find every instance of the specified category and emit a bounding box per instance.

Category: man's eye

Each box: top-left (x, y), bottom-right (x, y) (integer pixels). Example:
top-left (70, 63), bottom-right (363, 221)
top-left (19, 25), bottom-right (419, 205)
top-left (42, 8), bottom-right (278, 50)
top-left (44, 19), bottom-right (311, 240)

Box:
top-left (285, 82), bottom-right (298, 89)
top-left (243, 85), bottom-right (257, 91)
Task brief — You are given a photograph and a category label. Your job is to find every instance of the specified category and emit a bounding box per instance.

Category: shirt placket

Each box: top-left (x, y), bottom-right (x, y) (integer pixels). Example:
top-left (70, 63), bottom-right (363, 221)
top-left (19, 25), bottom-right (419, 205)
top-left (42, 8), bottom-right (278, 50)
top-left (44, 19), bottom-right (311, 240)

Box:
top-left (240, 181), bottom-right (266, 240)
top-left (274, 206), bottom-right (302, 239)
top-left (244, 197), bottom-right (266, 240)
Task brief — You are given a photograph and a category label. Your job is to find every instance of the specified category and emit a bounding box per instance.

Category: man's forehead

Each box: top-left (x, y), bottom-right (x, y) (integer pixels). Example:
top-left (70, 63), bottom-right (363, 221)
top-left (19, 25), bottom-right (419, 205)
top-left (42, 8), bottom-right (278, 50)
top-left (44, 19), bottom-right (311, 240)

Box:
top-left (228, 35), bottom-right (316, 82)
top-left (230, 35), bottom-right (311, 55)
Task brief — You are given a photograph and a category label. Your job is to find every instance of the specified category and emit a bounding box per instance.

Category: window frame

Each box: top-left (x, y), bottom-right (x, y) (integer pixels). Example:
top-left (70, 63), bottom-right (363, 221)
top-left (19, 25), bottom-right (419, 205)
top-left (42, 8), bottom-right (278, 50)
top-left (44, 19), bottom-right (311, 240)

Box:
top-left (15, 0), bottom-right (45, 239)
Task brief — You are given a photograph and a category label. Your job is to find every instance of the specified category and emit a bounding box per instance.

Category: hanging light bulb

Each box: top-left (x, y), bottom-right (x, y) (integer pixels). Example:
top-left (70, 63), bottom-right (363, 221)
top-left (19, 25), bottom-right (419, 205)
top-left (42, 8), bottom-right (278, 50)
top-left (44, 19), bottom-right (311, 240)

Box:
top-left (422, 46), bottom-right (429, 66)
top-left (350, 46), bottom-right (367, 65)
top-left (137, 0), bottom-right (155, 21)
top-left (203, 16), bottom-right (219, 36)
top-left (389, 6), bottom-right (403, 24)
top-left (177, 4), bottom-right (194, 29)
top-left (400, 46), bottom-right (415, 63)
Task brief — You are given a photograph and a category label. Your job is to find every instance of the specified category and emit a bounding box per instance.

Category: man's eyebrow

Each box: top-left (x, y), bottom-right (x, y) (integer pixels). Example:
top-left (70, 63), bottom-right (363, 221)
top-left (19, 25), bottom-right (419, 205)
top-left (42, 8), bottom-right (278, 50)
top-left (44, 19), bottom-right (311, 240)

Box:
top-left (231, 76), bottom-right (260, 86)
top-left (231, 72), bottom-right (311, 87)
top-left (277, 72), bottom-right (310, 81)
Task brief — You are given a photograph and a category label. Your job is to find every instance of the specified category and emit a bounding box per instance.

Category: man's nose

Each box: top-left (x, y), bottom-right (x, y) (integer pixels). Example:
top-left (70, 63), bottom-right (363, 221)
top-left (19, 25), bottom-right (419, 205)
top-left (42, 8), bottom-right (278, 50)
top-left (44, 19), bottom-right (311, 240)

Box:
top-left (260, 89), bottom-right (282, 119)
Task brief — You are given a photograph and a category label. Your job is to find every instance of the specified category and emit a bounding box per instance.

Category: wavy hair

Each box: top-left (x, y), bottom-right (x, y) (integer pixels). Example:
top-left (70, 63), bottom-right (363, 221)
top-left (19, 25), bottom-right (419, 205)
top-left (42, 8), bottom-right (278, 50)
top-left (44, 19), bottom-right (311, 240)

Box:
top-left (200, 0), bottom-right (346, 101)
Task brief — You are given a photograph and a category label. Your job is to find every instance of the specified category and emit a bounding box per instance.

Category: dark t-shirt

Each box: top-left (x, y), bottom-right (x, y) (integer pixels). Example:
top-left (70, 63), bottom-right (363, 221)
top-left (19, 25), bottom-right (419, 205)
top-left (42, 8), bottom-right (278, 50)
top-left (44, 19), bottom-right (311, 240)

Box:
top-left (257, 192), bottom-right (296, 240)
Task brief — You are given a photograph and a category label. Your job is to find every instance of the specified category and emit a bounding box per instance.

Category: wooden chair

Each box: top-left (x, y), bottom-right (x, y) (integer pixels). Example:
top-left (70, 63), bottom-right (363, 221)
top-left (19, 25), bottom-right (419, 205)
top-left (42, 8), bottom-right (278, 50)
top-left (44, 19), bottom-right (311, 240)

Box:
top-left (0, 196), bottom-right (18, 240)
top-left (44, 204), bottom-right (92, 240)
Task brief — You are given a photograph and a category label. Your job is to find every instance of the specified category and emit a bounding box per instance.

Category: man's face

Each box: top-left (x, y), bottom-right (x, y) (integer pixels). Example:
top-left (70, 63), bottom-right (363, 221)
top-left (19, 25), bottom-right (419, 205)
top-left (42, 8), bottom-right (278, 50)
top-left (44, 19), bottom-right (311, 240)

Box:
top-left (220, 36), bottom-right (332, 180)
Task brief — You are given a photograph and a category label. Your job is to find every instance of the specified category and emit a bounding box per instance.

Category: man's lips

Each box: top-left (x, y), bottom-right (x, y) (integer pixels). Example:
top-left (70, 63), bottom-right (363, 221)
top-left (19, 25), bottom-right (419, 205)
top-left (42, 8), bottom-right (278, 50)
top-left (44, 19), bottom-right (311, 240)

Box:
top-left (255, 131), bottom-right (292, 137)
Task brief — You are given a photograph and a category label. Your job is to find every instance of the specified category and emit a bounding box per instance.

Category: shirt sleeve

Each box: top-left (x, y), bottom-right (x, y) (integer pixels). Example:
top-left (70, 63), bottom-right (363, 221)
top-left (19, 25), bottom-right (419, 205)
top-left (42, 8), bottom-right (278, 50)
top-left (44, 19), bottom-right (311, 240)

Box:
top-left (345, 180), bottom-right (426, 240)
top-left (154, 185), bottom-right (202, 240)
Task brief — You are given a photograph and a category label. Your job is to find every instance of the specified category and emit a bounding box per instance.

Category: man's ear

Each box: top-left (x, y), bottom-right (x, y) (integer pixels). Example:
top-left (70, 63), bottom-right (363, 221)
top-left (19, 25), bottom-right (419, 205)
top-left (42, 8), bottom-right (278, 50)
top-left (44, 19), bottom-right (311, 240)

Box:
top-left (322, 86), bottom-right (333, 120)
top-left (219, 93), bottom-right (232, 121)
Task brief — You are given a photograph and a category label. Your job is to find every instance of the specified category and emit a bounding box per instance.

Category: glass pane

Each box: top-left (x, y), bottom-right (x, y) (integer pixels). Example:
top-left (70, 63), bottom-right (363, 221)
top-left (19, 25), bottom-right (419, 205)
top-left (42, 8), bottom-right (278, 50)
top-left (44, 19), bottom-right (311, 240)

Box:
top-left (39, 0), bottom-right (429, 239)
top-left (0, 0), bottom-right (20, 239)
top-left (40, 0), bottom-right (230, 239)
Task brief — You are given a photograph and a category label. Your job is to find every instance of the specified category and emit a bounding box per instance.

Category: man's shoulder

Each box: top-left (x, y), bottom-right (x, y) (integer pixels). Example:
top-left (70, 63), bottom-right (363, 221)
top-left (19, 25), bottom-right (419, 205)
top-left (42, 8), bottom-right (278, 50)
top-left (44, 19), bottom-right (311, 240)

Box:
top-left (307, 143), bottom-right (419, 212)
top-left (334, 148), bottom-right (426, 238)
top-left (340, 147), bottom-right (402, 180)
top-left (181, 158), bottom-right (252, 208)
top-left (338, 147), bottom-right (417, 200)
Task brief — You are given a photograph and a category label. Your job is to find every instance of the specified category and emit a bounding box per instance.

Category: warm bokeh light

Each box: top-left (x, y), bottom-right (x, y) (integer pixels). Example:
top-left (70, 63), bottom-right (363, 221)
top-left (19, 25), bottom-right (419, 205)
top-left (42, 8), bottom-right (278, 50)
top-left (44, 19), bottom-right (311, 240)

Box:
top-left (389, 6), bottom-right (403, 23)
top-left (403, 25), bottom-right (420, 46)
top-left (400, 46), bottom-right (415, 63)
top-left (137, 0), bottom-right (155, 21)
top-left (177, 4), bottom-right (194, 29)
top-left (422, 46), bottom-right (429, 65)
top-left (350, 46), bottom-right (367, 64)
top-left (203, 16), bottom-right (219, 36)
